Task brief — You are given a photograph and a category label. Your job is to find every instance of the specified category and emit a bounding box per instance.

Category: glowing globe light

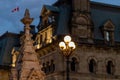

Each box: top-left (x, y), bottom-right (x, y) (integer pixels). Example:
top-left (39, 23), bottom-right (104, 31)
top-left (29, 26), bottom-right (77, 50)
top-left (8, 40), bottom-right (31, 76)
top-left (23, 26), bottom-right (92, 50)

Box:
top-left (64, 35), bottom-right (71, 43)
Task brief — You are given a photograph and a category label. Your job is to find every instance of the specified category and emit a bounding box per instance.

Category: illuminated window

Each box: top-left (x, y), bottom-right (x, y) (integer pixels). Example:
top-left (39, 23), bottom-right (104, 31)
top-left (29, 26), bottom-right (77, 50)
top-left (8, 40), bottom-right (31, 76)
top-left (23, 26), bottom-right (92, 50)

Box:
top-left (51, 16), bottom-right (55, 22)
top-left (102, 20), bottom-right (115, 45)
top-left (48, 16), bottom-right (55, 24)
top-left (106, 31), bottom-right (110, 41)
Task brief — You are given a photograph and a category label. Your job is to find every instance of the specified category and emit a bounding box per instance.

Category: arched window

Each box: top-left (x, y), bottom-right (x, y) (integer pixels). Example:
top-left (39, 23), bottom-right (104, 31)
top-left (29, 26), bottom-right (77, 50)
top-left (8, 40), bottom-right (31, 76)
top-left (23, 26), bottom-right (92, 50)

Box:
top-left (41, 63), bottom-right (46, 73)
top-left (70, 57), bottom-right (77, 72)
top-left (46, 61), bottom-right (50, 74)
top-left (106, 61), bottom-right (114, 74)
top-left (50, 60), bottom-right (55, 73)
top-left (89, 59), bottom-right (97, 73)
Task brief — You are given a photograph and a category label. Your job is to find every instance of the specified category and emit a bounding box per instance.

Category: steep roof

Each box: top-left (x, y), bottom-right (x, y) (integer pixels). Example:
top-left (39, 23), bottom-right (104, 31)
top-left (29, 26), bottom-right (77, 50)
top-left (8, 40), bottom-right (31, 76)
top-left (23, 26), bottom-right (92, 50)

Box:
top-left (41, 5), bottom-right (59, 16)
top-left (39, 1), bottom-right (120, 42)
top-left (91, 1), bottom-right (120, 41)
top-left (56, 4), bottom-right (71, 35)
top-left (0, 32), bottom-right (20, 66)
top-left (44, 5), bottom-right (59, 12)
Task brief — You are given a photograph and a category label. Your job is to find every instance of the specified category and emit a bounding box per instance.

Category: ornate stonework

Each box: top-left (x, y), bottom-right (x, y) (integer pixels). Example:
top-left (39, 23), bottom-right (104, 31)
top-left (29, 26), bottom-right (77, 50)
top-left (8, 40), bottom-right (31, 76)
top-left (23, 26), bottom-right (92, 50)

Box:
top-left (10, 9), bottom-right (45, 80)
top-left (9, 0), bottom-right (120, 80)
top-left (71, 0), bottom-right (94, 43)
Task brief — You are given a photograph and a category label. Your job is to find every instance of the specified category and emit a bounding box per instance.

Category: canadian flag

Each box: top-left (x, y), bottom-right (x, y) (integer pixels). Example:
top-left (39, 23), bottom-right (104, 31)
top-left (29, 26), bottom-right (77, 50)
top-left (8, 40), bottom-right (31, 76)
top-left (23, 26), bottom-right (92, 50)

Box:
top-left (12, 7), bottom-right (19, 12)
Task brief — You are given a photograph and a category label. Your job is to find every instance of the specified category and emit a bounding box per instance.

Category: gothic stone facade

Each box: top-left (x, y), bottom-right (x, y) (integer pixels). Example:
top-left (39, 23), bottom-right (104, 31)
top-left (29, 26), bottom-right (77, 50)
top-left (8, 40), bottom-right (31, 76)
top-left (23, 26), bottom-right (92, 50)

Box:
top-left (1, 0), bottom-right (120, 80)
top-left (35, 0), bottom-right (120, 80)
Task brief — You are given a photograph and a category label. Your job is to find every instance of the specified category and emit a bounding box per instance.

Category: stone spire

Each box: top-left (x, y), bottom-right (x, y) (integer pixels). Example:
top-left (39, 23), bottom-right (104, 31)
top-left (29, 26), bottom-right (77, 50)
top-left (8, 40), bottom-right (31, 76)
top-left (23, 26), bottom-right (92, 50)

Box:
top-left (17, 9), bottom-right (45, 80)
top-left (21, 9), bottom-right (33, 25)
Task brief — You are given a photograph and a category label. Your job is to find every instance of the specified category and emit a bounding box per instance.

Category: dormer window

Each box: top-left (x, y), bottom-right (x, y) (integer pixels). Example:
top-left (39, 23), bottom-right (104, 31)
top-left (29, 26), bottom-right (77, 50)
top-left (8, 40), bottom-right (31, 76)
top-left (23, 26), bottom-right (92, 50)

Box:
top-left (51, 16), bottom-right (55, 22)
top-left (36, 5), bottom-right (59, 48)
top-left (48, 16), bottom-right (55, 24)
top-left (48, 17), bottom-right (52, 23)
top-left (102, 20), bottom-right (115, 45)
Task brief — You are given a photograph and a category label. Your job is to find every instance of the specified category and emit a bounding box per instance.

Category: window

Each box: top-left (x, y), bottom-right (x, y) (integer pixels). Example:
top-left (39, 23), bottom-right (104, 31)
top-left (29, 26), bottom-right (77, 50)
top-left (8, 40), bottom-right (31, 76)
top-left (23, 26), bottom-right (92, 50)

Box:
top-left (51, 16), bottom-right (55, 23)
top-left (89, 59), bottom-right (97, 73)
top-left (40, 35), bottom-right (42, 44)
top-left (48, 16), bottom-right (55, 24)
top-left (70, 57), bottom-right (77, 72)
top-left (45, 32), bottom-right (47, 42)
top-left (42, 60), bottom-right (55, 74)
top-left (104, 30), bottom-right (114, 45)
top-left (102, 20), bottom-right (115, 45)
top-left (106, 61), bottom-right (114, 75)
top-left (106, 31), bottom-right (110, 41)
top-left (50, 60), bottom-right (55, 73)
top-left (46, 61), bottom-right (50, 74)
top-left (42, 63), bottom-right (46, 73)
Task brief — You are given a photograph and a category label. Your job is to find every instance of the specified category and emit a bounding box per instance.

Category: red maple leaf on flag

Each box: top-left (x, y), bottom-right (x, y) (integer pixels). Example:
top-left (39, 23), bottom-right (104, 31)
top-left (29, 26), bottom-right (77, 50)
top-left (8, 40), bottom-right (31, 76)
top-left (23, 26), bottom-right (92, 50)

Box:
top-left (12, 7), bottom-right (19, 12)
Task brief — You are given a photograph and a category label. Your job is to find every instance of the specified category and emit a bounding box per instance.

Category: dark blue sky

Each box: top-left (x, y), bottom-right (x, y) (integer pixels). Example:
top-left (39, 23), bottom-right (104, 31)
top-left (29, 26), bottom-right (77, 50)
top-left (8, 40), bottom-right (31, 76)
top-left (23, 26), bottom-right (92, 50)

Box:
top-left (0, 0), bottom-right (120, 35)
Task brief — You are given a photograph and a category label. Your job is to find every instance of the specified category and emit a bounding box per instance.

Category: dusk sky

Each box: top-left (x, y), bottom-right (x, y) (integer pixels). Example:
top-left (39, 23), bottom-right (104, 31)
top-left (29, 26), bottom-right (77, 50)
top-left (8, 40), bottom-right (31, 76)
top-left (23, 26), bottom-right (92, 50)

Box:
top-left (0, 0), bottom-right (120, 35)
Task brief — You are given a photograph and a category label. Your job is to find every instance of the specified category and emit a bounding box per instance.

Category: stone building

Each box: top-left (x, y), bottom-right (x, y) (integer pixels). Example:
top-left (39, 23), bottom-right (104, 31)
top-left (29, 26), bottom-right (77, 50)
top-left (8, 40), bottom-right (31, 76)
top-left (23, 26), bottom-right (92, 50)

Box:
top-left (1, 0), bottom-right (120, 80)
top-left (35, 0), bottom-right (120, 80)
top-left (0, 32), bottom-right (20, 80)
top-left (0, 26), bottom-right (36, 80)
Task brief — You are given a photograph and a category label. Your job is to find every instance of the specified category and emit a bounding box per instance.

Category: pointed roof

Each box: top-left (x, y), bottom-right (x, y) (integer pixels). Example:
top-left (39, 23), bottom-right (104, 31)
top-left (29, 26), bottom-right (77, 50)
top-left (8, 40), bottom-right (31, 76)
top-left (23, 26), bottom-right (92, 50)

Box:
top-left (103, 19), bottom-right (115, 30)
top-left (41, 5), bottom-right (59, 16)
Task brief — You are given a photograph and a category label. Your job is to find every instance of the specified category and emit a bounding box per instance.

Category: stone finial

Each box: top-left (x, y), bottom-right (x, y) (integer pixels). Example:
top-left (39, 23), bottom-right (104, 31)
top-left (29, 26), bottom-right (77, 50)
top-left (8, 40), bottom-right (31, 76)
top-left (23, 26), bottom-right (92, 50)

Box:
top-left (21, 9), bottom-right (34, 25)
top-left (24, 9), bottom-right (30, 18)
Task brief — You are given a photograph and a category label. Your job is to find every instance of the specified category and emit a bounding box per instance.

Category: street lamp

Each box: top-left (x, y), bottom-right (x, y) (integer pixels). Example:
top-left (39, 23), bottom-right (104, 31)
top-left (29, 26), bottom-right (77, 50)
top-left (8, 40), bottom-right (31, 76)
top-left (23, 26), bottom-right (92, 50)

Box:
top-left (59, 35), bottom-right (76, 80)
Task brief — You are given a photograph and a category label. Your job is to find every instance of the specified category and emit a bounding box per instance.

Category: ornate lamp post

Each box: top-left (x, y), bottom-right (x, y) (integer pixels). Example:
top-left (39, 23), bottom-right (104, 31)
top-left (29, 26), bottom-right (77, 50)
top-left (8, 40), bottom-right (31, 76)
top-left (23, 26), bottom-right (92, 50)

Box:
top-left (59, 35), bottom-right (76, 80)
